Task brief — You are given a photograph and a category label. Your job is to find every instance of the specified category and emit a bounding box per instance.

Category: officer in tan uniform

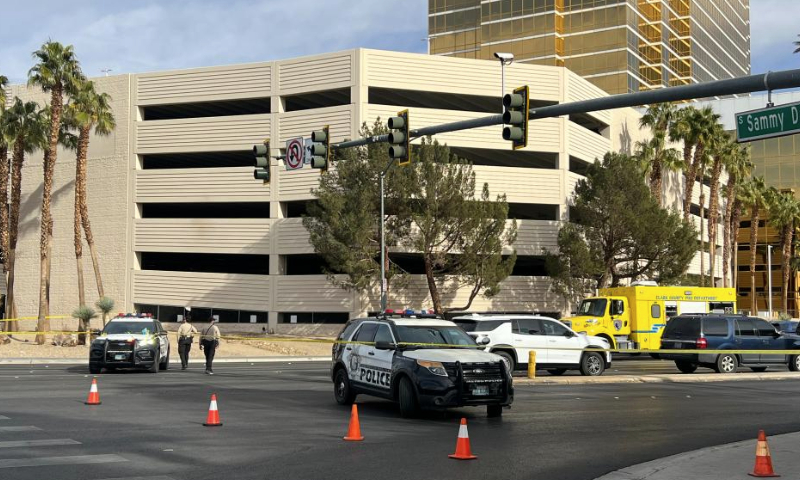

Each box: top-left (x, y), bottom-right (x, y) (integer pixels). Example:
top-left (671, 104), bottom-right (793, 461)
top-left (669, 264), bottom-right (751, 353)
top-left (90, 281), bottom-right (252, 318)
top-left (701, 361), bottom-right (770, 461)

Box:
top-left (199, 316), bottom-right (221, 375)
top-left (177, 314), bottom-right (198, 370)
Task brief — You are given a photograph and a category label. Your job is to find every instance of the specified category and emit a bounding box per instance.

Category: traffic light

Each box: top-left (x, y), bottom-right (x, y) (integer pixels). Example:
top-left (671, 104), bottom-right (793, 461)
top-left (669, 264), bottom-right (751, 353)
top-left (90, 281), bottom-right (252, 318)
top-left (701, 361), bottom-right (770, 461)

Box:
top-left (310, 126), bottom-right (330, 172)
top-left (253, 139), bottom-right (270, 182)
top-left (388, 109), bottom-right (410, 165)
top-left (502, 85), bottom-right (529, 150)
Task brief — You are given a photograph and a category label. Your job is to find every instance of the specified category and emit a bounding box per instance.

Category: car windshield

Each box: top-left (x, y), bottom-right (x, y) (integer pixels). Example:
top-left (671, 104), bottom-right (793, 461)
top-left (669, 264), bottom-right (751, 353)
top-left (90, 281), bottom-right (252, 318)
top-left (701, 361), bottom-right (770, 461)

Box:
top-left (578, 299), bottom-right (607, 317)
top-left (396, 326), bottom-right (478, 348)
top-left (103, 321), bottom-right (156, 336)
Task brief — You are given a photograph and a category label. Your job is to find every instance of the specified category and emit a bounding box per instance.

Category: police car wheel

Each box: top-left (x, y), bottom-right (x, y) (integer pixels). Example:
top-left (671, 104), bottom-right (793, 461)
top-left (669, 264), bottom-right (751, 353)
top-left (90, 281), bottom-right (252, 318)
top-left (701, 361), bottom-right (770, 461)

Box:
top-left (334, 369), bottom-right (355, 405)
top-left (159, 348), bottom-right (170, 371)
top-left (487, 405), bottom-right (503, 418)
top-left (398, 377), bottom-right (418, 418)
top-left (149, 349), bottom-right (159, 373)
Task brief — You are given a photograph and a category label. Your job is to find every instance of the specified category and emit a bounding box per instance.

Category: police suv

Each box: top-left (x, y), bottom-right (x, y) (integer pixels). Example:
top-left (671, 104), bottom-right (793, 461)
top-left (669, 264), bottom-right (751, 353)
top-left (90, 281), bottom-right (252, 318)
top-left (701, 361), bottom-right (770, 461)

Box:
top-left (331, 313), bottom-right (513, 418)
top-left (89, 313), bottom-right (170, 374)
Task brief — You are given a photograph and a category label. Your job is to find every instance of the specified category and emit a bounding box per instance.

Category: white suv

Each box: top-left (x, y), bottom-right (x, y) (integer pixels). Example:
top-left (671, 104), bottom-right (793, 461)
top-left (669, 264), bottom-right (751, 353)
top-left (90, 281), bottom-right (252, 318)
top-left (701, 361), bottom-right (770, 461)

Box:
top-left (453, 314), bottom-right (612, 376)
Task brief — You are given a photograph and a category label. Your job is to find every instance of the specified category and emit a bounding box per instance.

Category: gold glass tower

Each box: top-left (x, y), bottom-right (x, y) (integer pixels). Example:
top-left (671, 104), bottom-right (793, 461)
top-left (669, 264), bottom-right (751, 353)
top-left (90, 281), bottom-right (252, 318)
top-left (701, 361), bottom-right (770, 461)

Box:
top-left (428, 0), bottom-right (750, 94)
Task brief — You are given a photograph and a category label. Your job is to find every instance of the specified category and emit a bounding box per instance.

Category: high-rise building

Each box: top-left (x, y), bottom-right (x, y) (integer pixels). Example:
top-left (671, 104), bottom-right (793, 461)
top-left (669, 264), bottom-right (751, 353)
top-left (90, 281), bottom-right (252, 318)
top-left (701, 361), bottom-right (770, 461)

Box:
top-left (428, 0), bottom-right (750, 95)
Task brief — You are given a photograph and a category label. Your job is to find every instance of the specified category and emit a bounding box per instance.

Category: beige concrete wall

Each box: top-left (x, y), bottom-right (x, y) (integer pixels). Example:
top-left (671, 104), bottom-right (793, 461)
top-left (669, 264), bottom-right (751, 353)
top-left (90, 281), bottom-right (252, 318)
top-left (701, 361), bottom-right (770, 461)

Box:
top-left (6, 75), bottom-right (131, 322)
top-left (3, 48), bottom-right (730, 327)
top-left (124, 48), bottom-right (654, 320)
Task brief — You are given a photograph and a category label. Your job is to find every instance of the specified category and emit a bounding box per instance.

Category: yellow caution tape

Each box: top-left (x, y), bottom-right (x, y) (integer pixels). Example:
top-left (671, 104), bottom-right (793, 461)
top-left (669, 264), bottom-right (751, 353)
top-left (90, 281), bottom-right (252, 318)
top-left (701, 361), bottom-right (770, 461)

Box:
top-left (0, 315), bottom-right (69, 323)
top-left (4, 330), bottom-right (800, 356)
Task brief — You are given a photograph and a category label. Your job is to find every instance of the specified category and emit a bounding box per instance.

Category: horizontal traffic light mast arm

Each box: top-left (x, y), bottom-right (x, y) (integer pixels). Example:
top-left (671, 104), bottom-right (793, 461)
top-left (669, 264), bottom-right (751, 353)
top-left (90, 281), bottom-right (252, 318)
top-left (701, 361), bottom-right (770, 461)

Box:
top-left (332, 68), bottom-right (800, 150)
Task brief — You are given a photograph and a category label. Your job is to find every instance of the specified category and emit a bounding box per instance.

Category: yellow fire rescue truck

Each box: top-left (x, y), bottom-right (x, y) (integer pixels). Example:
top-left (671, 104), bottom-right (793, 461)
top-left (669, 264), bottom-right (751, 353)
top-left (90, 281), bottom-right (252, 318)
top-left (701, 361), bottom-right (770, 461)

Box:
top-left (561, 282), bottom-right (737, 351)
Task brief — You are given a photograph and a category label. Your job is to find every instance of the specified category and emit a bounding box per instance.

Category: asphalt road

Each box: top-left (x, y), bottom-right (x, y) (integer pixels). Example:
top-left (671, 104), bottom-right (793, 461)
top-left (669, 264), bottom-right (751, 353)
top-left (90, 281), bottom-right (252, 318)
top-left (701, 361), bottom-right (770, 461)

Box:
top-left (1, 361), bottom-right (799, 480)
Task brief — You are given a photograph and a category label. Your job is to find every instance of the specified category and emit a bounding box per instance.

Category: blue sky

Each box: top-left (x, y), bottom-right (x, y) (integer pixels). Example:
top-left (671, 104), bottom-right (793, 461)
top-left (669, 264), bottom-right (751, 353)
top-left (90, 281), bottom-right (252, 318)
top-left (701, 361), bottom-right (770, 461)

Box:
top-left (0, 0), bottom-right (796, 82)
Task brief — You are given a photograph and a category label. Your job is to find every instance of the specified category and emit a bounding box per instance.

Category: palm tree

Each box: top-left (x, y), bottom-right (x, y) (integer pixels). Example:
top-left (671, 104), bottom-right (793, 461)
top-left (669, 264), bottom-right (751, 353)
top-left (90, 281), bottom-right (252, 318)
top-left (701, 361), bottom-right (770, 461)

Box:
top-left (670, 106), bottom-right (698, 218)
top-left (638, 103), bottom-right (679, 205)
top-left (28, 40), bottom-right (82, 344)
top-left (705, 126), bottom-right (729, 283)
top-left (672, 106), bottom-right (720, 222)
top-left (2, 99), bottom-right (47, 331)
top-left (740, 177), bottom-right (770, 314)
top-left (697, 153), bottom-right (708, 286)
top-left (67, 80), bottom-right (115, 310)
top-left (722, 143), bottom-right (752, 288)
top-left (0, 75), bottom-right (9, 328)
top-left (634, 136), bottom-right (682, 205)
top-left (767, 191), bottom-right (800, 314)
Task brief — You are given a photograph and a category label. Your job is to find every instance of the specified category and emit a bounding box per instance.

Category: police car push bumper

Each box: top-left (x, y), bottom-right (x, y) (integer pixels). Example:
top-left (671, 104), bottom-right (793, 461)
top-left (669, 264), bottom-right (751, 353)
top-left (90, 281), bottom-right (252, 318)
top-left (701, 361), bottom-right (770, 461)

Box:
top-left (403, 350), bottom-right (512, 409)
top-left (90, 334), bottom-right (159, 369)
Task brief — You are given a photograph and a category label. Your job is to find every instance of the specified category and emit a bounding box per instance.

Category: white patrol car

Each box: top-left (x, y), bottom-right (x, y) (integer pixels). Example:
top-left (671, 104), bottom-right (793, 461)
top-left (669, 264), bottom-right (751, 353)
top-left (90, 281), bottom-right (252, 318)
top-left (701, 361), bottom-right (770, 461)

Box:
top-left (453, 314), bottom-right (612, 376)
top-left (331, 314), bottom-right (513, 418)
top-left (89, 313), bottom-right (170, 374)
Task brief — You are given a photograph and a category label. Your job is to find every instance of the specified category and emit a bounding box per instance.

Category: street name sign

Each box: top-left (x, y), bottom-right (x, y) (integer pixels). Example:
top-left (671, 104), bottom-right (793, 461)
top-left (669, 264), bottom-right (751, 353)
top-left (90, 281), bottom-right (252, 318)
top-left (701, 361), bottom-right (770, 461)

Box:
top-left (736, 101), bottom-right (800, 142)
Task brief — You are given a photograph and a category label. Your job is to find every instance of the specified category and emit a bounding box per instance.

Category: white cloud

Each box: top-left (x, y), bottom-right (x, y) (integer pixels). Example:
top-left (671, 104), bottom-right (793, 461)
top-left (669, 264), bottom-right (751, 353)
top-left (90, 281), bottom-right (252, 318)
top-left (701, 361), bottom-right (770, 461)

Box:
top-left (750, 0), bottom-right (800, 73)
top-left (0, 0), bottom-right (428, 81)
top-left (3, 1), bottom-right (793, 85)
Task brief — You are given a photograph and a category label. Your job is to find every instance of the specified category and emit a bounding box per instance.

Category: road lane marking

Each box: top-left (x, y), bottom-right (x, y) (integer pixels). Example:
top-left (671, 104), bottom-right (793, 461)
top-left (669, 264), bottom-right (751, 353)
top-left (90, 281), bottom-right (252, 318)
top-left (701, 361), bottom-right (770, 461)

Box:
top-left (0, 439), bottom-right (80, 448)
top-left (0, 454), bottom-right (127, 469)
top-left (97, 477), bottom-right (175, 480)
top-left (0, 416), bottom-right (9, 420)
top-left (0, 426), bottom-right (41, 433)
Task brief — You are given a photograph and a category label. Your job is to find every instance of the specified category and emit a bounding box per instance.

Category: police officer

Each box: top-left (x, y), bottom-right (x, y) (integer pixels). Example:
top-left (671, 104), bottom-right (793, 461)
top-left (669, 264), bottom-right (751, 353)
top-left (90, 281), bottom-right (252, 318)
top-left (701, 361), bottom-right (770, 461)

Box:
top-left (177, 314), bottom-right (197, 370)
top-left (199, 316), bottom-right (221, 375)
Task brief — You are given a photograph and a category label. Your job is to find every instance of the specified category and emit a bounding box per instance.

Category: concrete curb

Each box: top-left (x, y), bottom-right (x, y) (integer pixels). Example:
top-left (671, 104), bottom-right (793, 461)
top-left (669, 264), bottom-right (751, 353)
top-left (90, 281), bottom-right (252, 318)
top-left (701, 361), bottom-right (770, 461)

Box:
top-left (514, 371), bottom-right (800, 385)
top-left (0, 356), bottom-right (331, 365)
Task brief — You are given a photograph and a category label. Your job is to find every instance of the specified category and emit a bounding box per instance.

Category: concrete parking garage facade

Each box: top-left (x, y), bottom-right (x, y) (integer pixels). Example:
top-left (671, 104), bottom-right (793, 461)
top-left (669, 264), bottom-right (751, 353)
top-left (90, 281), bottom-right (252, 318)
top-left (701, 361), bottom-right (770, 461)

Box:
top-left (5, 48), bottom-right (721, 332)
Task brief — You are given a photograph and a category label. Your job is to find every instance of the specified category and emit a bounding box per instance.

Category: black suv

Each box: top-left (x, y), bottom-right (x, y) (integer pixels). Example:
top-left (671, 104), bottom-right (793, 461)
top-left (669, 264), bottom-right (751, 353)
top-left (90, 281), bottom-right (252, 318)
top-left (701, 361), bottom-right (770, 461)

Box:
top-left (660, 314), bottom-right (800, 373)
top-left (331, 314), bottom-right (513, 417)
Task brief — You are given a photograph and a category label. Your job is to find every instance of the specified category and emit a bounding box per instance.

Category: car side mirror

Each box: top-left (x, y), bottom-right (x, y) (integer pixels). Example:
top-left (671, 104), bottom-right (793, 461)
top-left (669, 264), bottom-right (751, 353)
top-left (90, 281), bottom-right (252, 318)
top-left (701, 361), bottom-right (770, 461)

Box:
top-left (374, 341), bottom-right (396, 350)
top-left (774, 330), bottom-right (782, 338)
top-left (564, 330), bottom-right (575, 338)
top-left (479, 337), bottom-right (490, 345)
top-left (91, 329), bottom-right (102, 336)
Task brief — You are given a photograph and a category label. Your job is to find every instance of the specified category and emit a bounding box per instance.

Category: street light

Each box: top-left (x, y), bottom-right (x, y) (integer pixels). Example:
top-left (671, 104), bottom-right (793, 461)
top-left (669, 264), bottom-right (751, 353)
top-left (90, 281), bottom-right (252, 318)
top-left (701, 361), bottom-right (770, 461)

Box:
top-left (494, 52), bottom-right (514, 114)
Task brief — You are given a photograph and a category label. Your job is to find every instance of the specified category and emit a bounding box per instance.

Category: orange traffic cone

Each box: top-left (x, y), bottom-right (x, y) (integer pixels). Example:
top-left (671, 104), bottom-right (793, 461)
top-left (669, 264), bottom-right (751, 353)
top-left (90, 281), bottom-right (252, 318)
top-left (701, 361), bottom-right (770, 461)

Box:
top-left (448, 418), bottom-right (477, 460)
top-left (343, 404), bottom-right (364, 441)
top-left (84, 379), bottom-right (101, 405)
top-left (749, 430), bottom-right (779, 477)
top-left (203, 394), bottom-right (223, 427)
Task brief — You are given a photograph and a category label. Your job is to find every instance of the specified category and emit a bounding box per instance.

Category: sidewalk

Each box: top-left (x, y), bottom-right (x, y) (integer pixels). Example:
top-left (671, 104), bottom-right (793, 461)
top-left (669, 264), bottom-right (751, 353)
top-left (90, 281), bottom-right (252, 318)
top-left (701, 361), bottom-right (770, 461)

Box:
top-left (514, 371), bottom-right (800, 385)
top-left (595, 431), bottom-right (799, 480)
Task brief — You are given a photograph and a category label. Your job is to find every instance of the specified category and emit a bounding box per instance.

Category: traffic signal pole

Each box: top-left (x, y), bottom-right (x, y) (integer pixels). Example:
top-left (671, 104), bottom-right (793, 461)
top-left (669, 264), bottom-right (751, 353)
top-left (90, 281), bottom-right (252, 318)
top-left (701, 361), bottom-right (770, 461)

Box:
top-left (333, 68), bottom-right (800, 150)
top-left (379, 157), bottom-right (395, 314)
